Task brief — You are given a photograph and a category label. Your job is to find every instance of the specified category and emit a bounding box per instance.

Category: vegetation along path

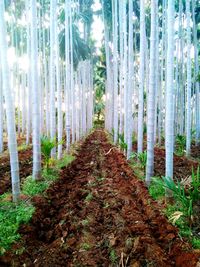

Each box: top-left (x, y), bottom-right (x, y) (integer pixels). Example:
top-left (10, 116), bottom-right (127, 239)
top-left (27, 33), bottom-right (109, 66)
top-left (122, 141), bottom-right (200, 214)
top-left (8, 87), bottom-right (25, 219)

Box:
top-left (1, 130), bottom-right (199, 267)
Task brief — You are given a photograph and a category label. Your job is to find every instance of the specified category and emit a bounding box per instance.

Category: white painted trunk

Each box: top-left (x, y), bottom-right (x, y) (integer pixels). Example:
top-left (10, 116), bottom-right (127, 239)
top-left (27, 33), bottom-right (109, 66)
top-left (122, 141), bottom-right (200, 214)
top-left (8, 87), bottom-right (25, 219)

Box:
top-left (0, 1), bottom-right (20, 201)
top-left (127, 0), bottom-right (134, 158)
top-left (186, 0), bottom-right (192, 156)
top-left (137, 0), bottom-right (145, 154)
top-left (112, 0), bottom-right (118, 143)
top-left (30, 0), bottom-right (41, 179)
top-left (50, 0), bottom-right (57, 157)
top-left (56, 16), bottom-right (62, 160)
top-left (65, 0), bottom-right (71, 151)
top-left (26, 0), bottom-right (31, 145)
top-left (165, 0), bottom-right (175, 179)
top-left (145, 0), bottom-right (157, 185)
top-left (0, 66), bottom-right (4, 153)
top-left (192, 0), bottom-right (200, 143)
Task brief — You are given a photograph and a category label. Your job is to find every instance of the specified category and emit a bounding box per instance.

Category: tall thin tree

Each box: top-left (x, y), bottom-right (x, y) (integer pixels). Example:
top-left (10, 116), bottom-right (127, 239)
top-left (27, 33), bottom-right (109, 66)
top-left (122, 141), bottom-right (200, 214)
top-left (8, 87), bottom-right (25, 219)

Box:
top-left (0, 0), bottom-right (20, 201)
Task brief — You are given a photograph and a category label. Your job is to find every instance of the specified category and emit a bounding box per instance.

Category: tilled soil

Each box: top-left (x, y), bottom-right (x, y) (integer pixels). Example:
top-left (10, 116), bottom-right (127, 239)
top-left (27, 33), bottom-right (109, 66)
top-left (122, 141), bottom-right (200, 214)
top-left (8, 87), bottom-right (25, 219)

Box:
top-left (132, 143), bottom-right (199, 181)
top-left (153, 147), bottom-right (199, 181)
top-left (0, 130), bottom-right (199, 267)
top-left (0, 148), bottom-right (33, 195)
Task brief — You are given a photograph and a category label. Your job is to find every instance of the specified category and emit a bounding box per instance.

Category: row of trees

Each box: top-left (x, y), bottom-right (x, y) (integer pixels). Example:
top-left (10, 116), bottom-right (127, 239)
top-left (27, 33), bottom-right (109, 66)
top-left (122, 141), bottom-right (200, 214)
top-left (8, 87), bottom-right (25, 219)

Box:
top-left (0, 0), bottom-right (94, 202)
top-left (102, 0), bottom-right (200, 184)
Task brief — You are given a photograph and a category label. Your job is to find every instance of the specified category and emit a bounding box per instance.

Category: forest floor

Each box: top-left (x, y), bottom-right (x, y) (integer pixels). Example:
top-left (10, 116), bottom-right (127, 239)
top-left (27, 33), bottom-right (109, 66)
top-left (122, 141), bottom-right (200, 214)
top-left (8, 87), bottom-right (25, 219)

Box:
top-left (1, 130), bottom-right (199, 267)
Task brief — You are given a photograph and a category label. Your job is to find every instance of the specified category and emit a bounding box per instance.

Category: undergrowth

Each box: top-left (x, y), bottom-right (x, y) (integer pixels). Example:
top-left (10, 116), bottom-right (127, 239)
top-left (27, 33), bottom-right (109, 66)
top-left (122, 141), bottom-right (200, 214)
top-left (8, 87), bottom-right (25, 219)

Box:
top-left (0, 154), bottom-right (74, 255)
top-left (0, 198), bottom-right (34, 255)
top-left (149, 172), bottom-right (200, 249)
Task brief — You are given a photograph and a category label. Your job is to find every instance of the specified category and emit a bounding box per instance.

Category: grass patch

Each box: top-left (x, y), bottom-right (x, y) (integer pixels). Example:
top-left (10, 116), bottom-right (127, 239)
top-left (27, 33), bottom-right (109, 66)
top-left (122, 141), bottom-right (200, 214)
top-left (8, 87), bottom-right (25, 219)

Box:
top-left (0, 199), bottom-right (34, 255)
top-left (149, 177), bottom-right (165, 199)
top-left (149, 177), bottom-right (200, 249)
top-left (0, 154), bottom-right (74, 255)
top-left (22, 155), bottom-right (74, 197)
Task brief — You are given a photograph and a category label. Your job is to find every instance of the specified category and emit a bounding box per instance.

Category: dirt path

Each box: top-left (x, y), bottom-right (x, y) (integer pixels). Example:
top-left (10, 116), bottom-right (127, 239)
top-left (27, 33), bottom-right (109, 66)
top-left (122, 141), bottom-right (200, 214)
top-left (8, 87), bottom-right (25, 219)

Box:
top-left (1, 130), bottom-right (199, 266)
top-left (0, 148), bottom-right (33, 195)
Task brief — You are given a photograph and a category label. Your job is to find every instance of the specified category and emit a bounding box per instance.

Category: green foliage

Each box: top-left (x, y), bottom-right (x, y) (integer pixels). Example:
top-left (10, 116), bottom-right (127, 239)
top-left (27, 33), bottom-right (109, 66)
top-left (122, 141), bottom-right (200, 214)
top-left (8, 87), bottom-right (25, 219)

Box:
top-left (41, 136), bottom-right (59, 169)
top-left (153, 168), bottom-right (200, 223)
top-left (0, 200), bottom-right (34, 255)
top-left (80, 243), bottom-right (91, 251)
top-left (85, 192), bottom-right (93, 202)
top-left (192, 237), bottom-right (200, 249)
top-left (109, 249), bottom-right (118, 264)
top-left (22, 176), bottom-right (50, 196)
top-left (22, 155), bottom-right (75, 196)
top-left (175, 134), bottom-right (186, 156)
top-left (149, 177), bottom-right (165, 199)
top-left (118, 133), bottom-right (127, 152)
top-left (130, 151), bottom-right (147, 173)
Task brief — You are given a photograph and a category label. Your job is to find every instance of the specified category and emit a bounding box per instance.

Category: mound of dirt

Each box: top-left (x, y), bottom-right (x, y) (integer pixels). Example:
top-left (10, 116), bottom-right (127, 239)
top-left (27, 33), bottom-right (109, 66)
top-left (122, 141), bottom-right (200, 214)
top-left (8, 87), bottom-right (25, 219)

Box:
top-left (0, 130), bottom-right (199, 266)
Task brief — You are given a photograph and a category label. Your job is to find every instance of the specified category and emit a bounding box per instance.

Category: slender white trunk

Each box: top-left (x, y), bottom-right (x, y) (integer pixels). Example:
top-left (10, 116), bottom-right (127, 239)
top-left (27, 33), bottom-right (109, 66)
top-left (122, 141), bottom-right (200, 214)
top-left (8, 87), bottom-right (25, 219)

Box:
top-left (186, 0), bottom-right (192, 156)
top-left (192, 0), bottom-right (200, 143)
top-left (0, 1), bottom-right (20, 201)
top-left (127, 0), bottom-right (134, 158)
top-left (50, 0), bottom-right (57, 157)
top-left (138, 0), bottom-right (145, 153)
top-left (65, 0), bottom-right (71, 151)
top-left (165, 0), bottom-right (174, 179)
top-left (26, 0), bottom-right (31, 145)
top-left (30, 0), bottom-right (41, 179)
top-left (56, 16), bottom-right (62, 159)
top-left (69, 0), bottom-right (75, 143)
top-left (0, 66), bottom-right (3, 153)
top-left (112, 0), bottom-right (118, 143)
top-left (145, 0), bottom-right (157, 185)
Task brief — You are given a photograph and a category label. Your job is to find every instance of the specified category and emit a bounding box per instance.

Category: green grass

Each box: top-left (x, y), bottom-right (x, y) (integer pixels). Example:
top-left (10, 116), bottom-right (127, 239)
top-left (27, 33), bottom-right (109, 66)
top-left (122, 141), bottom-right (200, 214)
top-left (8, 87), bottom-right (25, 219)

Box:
top-left (149, 178), bottom-right (200, 249)
top-left (109, 249), bottom-right (118, 264)
top-left (22, 155), bottom-right (74, 196)
top-left (149, 177), bottom-right (165, 199)
top-left (0, 154), bottom-right (75, 255)
top-left (0, 199), bottom-right (34, 255)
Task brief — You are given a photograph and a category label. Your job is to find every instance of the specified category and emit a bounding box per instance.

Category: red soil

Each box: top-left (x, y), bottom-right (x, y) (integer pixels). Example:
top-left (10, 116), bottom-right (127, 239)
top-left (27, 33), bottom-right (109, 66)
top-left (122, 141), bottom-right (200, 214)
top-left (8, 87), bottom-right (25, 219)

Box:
top-left (153, 147), bottom-right (199, 180)
top-left (132, 143), bottom-right (199, 180)
top-left (0, 130), bottom-right (199, 266)
top-left (0, 148), bottom-right (33, 195)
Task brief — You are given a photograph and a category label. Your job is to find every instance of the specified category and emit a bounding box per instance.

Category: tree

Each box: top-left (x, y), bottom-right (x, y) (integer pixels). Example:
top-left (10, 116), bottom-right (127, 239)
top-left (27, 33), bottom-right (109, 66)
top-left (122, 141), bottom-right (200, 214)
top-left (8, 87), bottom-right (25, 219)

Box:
top-left (0, 0), bottom-right (20, 202)
top-left (186, 0), bottom-right (192, 156)
top-left (137, 0), bottom-right (145, 154)
top-left (30, 0), bottom-right (41, 179)
top-left (146, 0), bottom-right (157, 186)
top-left (165, 0), bottom-right (175, 180)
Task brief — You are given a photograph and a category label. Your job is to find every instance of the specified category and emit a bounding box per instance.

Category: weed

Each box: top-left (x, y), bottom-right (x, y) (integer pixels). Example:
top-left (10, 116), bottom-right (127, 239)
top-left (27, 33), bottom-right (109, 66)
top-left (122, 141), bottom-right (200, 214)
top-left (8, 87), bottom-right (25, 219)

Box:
top-left (81, 219), bottom-right (89, 226)
top-left (80, 243), bottom-right (91, 251)
top-left (0, 200), bottom-right (34, 255)
top-left (96, 176), bottom-right (105, 182)
top-left (109, 249), bottom-right (118, 264)
top-left (149, 177), bottom-right (165, 199)
top-left (22, 176), bottom-right (49, 196)
top-left (175, 134), bottom-right (186, 156)
top-left (41, 136), bottom-right (63, 170)
top-left (85, 193), bottom-right (93, 202)
top-left (192, 237), bottom-right (200, 249)
top-left (118, 133), bottom-right (127, 152)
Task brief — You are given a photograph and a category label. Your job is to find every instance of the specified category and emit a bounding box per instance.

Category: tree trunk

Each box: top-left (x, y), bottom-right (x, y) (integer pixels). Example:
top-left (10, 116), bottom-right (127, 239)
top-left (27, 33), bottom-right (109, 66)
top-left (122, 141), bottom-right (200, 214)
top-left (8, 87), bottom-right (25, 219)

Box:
top-left (0, 0), bottom-right (20, 201)
top-left (30, 0), bottom-right (41, 179)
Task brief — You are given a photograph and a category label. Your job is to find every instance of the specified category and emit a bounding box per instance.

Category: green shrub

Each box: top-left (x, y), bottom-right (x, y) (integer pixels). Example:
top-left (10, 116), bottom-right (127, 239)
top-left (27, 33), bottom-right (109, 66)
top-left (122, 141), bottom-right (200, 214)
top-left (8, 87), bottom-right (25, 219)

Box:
top-left (0, 200), bottom-right (34, 255)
